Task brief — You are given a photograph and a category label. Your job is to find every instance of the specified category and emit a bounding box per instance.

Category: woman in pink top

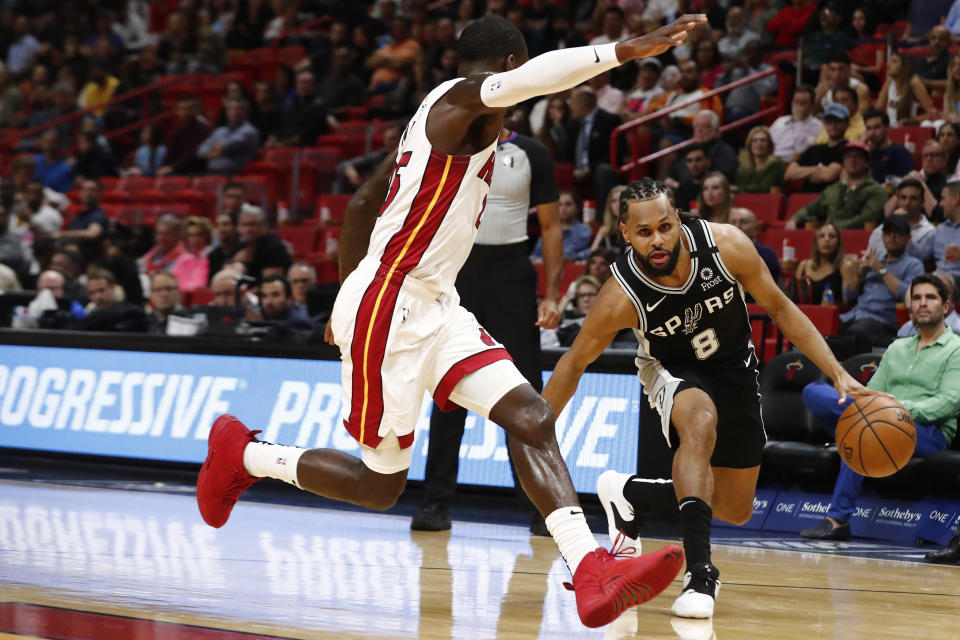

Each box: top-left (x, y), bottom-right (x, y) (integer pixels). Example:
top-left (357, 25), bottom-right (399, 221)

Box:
top-left (172, 216), bottom-right (212, 292)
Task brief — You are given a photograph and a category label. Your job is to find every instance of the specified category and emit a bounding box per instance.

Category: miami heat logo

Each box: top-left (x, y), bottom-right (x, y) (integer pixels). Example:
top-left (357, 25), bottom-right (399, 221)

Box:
top-left (858, 362), bottom-right (877, 383)
top-left (785, 360), bottom-right (804, 380)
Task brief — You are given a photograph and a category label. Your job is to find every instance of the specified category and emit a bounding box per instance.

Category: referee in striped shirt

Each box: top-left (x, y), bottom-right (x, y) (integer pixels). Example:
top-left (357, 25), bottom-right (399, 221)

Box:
top-left (412, 126), bottom-right (564, 534)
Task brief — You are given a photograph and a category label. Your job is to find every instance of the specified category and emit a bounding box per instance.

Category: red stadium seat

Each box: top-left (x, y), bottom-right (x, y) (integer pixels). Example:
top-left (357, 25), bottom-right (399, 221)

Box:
top-left (785, 193), bottom-right (820, 220)
top-left (279, 224), bottom-right (320, 256)
top-left (798, 304), bottom-right (840, 336)
top-left (190, 287), bottom-right (214, 306)
top-left (116, 177), bottom-right (156, 195)
top-left (763, 228), bottom-right (815, 262)
top-left (154, 176), bottom-right (191, 195)
top-left (554, 163), bottom-right (574, 190)
top-left (732, 193), bottom-right (785, 223)
top-left (302, 147), bottom-right (342, 194)
top-left (100, 189), bottom-right (131, 204)
top-left (888, 126), bottom-right (935, 169)
top-left (192, 176), bottom-right (228, 195)
top-left (316, 194), bottom-right (352, 225)
top-left (841, 229), bottom-right (871, 258)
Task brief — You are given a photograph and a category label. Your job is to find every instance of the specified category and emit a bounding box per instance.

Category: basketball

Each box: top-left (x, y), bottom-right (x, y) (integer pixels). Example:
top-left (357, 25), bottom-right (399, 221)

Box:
top-left (835, 396), bottom-right (917, 477)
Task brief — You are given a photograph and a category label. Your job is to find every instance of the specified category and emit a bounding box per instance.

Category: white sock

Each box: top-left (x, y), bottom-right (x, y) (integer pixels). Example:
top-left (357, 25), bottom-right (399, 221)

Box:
top-left (242, 442), bottom-right (305, 488)
top-left (545, 507), bottom-right (599, 574)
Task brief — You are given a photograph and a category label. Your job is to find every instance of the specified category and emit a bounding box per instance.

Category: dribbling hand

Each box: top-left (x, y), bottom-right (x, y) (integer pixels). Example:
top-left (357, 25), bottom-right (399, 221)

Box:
top-left (616, 14), bottom-right (707, 61)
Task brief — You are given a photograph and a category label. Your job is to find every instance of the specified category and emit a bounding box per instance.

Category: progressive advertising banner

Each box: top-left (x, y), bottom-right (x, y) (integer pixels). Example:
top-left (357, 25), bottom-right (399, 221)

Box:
top-left (0, 345), bottom-right (642, 493)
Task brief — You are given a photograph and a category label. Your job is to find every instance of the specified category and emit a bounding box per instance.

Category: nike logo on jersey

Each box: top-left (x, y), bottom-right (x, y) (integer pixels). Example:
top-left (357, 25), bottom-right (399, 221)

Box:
top-left (570, 509), bottom-right (583, 516)
top-left (593, 47), bottom-right (600, 63)
top-left (646, 295), bottom-right (667, 312)
top-left (609, 501), bottom-right (644, 539)
top-left (678, 499), bottom-right (697, 511)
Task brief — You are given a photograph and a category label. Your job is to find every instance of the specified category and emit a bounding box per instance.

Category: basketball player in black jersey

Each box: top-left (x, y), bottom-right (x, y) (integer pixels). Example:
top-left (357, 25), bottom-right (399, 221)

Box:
top-left (543, 178), bottom-right (885, 619)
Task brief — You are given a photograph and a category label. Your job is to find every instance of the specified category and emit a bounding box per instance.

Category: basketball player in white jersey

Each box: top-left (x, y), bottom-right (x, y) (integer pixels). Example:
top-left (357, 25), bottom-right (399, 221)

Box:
top-left (197, 14), bottom-right (707, 628)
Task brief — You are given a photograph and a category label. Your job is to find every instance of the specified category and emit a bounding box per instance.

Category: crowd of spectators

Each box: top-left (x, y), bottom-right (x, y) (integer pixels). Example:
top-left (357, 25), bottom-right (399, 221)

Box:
top-left (1, 0), bottom-right (960, 349)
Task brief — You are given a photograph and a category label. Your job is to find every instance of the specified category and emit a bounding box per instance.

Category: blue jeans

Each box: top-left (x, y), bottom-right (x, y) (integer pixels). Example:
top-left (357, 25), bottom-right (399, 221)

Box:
top-left (801, 382), bottom-right (948, 523)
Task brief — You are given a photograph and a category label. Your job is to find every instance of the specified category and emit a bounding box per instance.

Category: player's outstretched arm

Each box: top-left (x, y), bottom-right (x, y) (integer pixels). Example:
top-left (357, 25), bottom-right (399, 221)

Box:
top-left (715, 224), bottom-right (889, 403)
top-left (443, 15), bottom-right (706, 113)
top-left (338, 152), bottom-right (396, 283)
top-left (542, 280), bottom-right (636, 416)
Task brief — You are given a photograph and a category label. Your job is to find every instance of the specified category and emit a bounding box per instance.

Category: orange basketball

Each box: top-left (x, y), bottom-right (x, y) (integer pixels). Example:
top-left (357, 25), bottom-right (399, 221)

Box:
top-left (835, 396), bottom-right (917, 477)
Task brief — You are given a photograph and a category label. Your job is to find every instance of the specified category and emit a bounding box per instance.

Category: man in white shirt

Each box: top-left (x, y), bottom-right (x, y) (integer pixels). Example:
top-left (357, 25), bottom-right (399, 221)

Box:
top-left (589, 6), bottom-right (629, 45)
top-left (869, 178), bottom-right (936, 260)
top-left (9, 181), bottom-right (63, 237)
top-left (717, 7), bottom-right (761, 62)
top-left (769, 86), bottom-right (822, 163)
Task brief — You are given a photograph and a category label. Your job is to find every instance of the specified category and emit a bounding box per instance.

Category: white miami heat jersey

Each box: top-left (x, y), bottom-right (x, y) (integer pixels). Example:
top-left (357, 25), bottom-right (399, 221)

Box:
top-left (365, 78), bottom-right (497, 294)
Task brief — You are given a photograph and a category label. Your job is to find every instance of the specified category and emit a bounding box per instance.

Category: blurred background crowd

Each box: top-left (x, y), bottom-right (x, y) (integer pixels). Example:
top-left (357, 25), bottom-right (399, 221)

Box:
top-left (0, 0), bottom-right (958, 350)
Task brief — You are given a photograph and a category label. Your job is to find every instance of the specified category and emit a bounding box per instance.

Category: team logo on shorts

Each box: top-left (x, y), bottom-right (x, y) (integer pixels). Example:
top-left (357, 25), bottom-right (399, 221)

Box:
top-left (700, 267), bottom-right (713, 281)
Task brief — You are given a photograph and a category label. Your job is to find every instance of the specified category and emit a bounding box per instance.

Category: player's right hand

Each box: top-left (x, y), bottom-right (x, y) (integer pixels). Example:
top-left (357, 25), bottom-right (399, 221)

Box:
top-left (617, 14), bottom-right (707, 60)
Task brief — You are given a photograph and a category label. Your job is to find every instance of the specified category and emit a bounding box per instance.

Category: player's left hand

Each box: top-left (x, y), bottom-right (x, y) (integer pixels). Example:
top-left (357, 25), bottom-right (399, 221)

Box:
top-left (833, 370), bottom-right (894, 404)
top-left (536, 298), bottom-right (561, 329)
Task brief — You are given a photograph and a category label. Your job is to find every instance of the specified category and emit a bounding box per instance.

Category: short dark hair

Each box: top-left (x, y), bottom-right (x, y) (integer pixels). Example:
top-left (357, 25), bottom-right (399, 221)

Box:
top-left (943, 179), bottom-right (960, 198)
top-left (863, 107), bottom-right (889, 126)
top-left (619, 177), bottom-right (672, 224)
top-left (794, 85), bottom-right (816, 103)
top-left (223, 181), bottom-right (245, 194)
top-left (826, 50), bottom-right (851, 66)
top-left (87, 267), bottom-right (115, 286)
top-left (834, 85), bottom-right (858, 106)
top-left (684, 142), bottom-right (709, 158)
top-left (262, 274), bottom-right (292, 298)
top-left (458, 15), bottom-right (527, 64)
top-left (897, 178), bottom-right (924, 194)
top-left (604, 6), bottom-right (625, 19)
top-left (910, 273), bottom-right (950, 305)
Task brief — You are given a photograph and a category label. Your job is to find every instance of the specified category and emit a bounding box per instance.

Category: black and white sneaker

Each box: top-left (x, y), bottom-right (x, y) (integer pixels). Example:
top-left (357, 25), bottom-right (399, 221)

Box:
top-left (596, 470), bottom-right (642, 557)
top-left (671, 562), bottom-right (720, 618)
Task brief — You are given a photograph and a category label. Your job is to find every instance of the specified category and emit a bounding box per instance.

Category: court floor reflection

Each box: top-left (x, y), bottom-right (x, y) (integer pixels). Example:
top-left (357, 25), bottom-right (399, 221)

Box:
top-left (0, 479), bottom-right (957, 640)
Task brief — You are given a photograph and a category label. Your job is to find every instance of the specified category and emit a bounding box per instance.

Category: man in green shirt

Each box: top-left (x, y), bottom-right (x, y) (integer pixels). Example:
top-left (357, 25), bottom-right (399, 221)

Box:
top-left (785, 141), bottom-right (888, 230)
top-left (799, 273), bottom-right (960, 540)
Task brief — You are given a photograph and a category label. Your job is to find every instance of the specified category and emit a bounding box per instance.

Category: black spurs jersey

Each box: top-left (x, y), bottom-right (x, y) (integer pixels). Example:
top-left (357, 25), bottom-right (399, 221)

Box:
top-left (610, 217), bottom-right (755, 370)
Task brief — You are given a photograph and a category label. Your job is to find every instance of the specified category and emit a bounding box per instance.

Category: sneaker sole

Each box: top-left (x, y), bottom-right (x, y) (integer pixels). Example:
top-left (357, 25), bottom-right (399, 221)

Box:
top-left (581, 545), bottom-right (684, 628)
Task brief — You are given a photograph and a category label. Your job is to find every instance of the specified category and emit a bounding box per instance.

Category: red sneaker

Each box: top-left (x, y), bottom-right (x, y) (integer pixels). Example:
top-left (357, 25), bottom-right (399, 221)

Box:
top-left (568, 544), bottom-right (684, 628)
top-left (197, 414), bottom-right (262, 528)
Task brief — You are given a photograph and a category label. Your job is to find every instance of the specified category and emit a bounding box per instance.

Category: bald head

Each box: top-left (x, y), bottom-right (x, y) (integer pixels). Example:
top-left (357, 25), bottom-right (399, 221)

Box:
top-left (37, 270), bottom-right (66, 297)
top-left (728, 208), bottom-right (758, 241)
top-left (211, 270), bottom-right (238, 306)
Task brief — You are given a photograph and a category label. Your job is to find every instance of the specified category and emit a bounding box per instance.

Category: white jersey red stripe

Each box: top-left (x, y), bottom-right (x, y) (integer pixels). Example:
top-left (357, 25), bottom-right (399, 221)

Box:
top-left (366, 78), bottom-right (497, 294)
top-left (345, 78), bottom-right (498, 447)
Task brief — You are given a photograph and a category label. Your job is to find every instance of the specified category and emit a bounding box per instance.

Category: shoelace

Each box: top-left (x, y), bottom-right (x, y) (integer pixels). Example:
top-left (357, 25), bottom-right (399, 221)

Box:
top-left (563, 548), bottom-right (614, 591)
top-left (611, 531), bottom-right (637, 559)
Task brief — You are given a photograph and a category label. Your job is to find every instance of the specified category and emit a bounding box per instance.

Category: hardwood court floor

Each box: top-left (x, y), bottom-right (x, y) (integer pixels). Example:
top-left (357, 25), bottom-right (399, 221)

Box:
top-left (0, 478), bottom-right (957, 640)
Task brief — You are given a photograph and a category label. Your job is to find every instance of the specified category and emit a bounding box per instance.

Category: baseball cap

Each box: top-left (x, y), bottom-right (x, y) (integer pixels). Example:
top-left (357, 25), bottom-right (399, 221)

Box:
top-left (822, 103), bottom-right (850, 120)
top-left (882, 214), bottom-right (911, 234)
top-left (843, 140), bottom-right (871, 157)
